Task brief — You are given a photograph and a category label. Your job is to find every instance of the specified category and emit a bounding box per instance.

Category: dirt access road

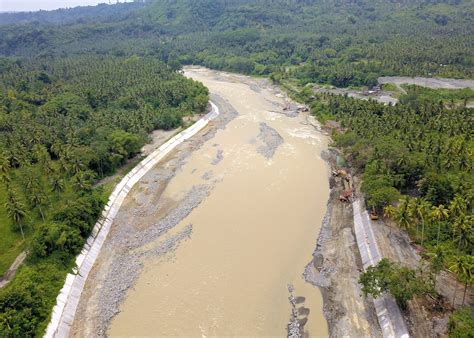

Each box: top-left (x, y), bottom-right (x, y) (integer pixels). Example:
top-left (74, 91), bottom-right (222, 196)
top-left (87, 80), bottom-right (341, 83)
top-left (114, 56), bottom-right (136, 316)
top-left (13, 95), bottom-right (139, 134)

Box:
top-left (378, 76), bottom-right (474, 93)
top-left (316, 76), bottom-right (474, 106)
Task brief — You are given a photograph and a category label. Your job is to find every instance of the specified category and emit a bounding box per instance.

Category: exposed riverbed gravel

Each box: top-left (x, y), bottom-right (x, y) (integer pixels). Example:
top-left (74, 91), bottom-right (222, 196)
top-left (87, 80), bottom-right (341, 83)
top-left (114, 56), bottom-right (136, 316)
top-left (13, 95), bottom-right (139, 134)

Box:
top-left (70, 94), bottom-right (238, 337)
top-left (256, 122), bottom-right (284, 158)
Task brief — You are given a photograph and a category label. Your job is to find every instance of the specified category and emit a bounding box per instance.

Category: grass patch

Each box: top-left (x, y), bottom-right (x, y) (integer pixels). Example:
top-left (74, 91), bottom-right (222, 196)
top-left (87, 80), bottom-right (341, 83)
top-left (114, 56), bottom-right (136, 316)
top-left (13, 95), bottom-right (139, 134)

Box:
top-left (381, 83), bottom-right (399, 92)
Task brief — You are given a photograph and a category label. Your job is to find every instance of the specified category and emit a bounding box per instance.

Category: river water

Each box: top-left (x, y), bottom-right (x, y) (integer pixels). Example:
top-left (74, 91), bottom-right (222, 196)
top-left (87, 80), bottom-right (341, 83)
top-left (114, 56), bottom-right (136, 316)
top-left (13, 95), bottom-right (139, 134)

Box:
top-left (108, 67), bottom-right (330, 337)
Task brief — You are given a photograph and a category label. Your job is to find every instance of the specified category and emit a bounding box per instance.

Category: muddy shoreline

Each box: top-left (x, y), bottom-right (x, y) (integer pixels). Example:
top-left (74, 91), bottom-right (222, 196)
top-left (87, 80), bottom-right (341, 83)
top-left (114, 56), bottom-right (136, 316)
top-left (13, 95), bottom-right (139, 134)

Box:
top-left (303, 145), bottom-right (382, 337)
top-left (71, 81), bottom-right (305, 336)
top-left (70, 94), bottom-right (238, 336)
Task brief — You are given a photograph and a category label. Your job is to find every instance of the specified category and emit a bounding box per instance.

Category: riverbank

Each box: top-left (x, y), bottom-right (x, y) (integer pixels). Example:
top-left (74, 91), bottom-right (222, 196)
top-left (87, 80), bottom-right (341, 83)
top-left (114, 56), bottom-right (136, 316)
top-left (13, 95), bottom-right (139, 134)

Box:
top-left (44, 99), bottom-right (223, 337)
top-left (303, 146), bottom-right (382, 337)
top-left (303, 86), bottom-right (474, 337)
top-left (67, 94), bottom-right (236, 336)
top-left (67, 67), bottom-right (335, 337)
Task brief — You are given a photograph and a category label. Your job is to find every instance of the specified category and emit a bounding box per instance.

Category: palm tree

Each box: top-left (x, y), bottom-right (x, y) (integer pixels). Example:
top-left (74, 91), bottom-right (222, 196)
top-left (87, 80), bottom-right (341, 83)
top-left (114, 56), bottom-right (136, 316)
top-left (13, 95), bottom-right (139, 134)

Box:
top-left (394, 198), bottom-right (412, 232)
top-left (50, 176), bottom-right (65, 193)
top-left (72, 171), bottom-right (93, 191)
top-left (5, 190), bottom-right (27, 240)
top-left (449, 195), bottom-right (467, 219)
top-left (23, 170), bottom-right (38, 192)
top-left (449, 195), bottom-right (467, 242)
top-left (50, 141), bottom-right (63, 158)
top-left (44, 160), bottom-right (55, 175)
top-left (59, 158), bottom-right (70, 175)
top-left (454, 215), bottom-right (473, 252)
top-left (0, 154), bottom-right (10, 174)
top-left (428, 246), bottom-right (445, 289)
top-left (383, 205), bottom-right (396, 235)
top-left (0, 171), bottom-right (11, 184)
top-left (449, 256), bottom-right (473, 306)
top-left (32, 144), bottom-right (50, 168)
top-left (407, 197), bottom-right (420, 240)
top-left (70, 157), bottom-right (85, 175)
top-left (28, 187), bottom-right (47, 222)
top-left (417, 199), bottom-right (431, 246)
top-left (0, 154), bottom-right (11, 184)
top-left (430, 204), bottom-right (449, 246)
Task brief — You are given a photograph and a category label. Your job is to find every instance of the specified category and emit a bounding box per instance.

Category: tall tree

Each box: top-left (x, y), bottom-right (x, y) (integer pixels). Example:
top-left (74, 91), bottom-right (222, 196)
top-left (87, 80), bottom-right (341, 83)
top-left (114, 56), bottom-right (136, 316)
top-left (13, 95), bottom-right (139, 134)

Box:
top-left (394, 197), bottom-right (412, 232)
top-left (0, 153), bottom-right (11, 184)
top-left (28, 187), bottom-right (47, 222)
top-left (5, 189), bottom-right (28, 239)
top-left (430, 204), bottom-right (449, 246)
top-left (449, 257), bottom-right (472, 306)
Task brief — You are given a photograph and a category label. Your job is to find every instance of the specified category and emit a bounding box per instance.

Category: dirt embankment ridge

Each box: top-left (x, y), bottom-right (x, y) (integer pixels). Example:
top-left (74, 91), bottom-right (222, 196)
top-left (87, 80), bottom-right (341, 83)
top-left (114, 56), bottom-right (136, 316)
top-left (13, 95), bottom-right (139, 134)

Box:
top-left (310, 146), bottom-right (474, 337)
top-left (303, 147), bottom-right (382, 337)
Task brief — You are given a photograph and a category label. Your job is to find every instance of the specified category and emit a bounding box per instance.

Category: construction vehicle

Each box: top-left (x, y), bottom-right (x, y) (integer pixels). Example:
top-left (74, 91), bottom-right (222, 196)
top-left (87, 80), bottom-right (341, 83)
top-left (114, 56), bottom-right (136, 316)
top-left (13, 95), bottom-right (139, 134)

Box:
top-left (339, 188), bottom-right (354, 202)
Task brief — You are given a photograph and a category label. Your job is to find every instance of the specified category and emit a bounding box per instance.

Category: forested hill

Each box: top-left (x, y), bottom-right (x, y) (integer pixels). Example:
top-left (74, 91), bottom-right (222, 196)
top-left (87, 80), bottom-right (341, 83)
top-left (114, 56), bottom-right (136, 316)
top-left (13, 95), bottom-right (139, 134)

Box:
top-left (0, 2), bottom-right (145, 25)
top-left (1, 0), bottom-right (473, 86)
top-left (0, 1), bottom-right (473, 336)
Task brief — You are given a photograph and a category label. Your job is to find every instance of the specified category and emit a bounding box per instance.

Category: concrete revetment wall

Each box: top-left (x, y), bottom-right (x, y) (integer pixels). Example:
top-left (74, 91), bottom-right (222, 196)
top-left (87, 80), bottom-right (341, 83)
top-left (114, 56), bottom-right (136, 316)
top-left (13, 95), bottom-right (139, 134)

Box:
top-left (44, 102), bottom-right (219, 338)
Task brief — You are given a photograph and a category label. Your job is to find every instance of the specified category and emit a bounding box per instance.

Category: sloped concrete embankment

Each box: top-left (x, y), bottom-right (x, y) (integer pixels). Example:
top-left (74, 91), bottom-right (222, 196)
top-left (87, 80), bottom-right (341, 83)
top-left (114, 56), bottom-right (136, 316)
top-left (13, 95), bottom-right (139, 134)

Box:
top-left (353, 200), bottom-right (410, 338)
top-left (44, 102), bottom-right (219, 338)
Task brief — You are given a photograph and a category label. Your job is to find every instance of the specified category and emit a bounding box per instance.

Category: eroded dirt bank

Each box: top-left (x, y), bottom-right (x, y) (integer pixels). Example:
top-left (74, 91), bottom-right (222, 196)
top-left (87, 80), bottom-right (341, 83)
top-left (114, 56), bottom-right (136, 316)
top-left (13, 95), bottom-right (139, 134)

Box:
top-left (71, 67), bottom-right (336, 337)
top-left (305, 149), bottom-right (382, 337)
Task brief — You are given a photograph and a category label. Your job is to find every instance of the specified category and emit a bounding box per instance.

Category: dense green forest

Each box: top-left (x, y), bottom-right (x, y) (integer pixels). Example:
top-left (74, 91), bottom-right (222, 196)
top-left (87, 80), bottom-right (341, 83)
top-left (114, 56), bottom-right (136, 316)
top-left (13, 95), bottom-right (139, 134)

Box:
top-left (306, 84), bottom-right (472, 239)
top-left (305, 87), bottom-right (473, 335)
top-left (309, 89), bottom-right (473, 259)
top-left (0, 0), bottom-right (473, 336)
top-left (0, 56), bottom-right (208, 335)
top-left (1, 0), bottom-right (473, 87)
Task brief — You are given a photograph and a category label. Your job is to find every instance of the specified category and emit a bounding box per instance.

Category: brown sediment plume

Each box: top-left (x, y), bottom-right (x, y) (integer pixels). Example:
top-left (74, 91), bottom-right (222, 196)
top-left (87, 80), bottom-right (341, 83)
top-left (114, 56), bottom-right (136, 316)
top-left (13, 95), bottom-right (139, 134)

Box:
top-left (72, 67), bottom-right (331, 337)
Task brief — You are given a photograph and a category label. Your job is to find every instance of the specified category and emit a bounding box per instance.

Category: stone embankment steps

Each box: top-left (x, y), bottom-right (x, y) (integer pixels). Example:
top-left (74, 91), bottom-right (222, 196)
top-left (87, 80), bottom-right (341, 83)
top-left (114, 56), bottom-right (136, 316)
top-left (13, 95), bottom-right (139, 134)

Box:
top-left (352, 200), bottom-right (410, 338)
top-left (44, 102), bottom-right (219, 338)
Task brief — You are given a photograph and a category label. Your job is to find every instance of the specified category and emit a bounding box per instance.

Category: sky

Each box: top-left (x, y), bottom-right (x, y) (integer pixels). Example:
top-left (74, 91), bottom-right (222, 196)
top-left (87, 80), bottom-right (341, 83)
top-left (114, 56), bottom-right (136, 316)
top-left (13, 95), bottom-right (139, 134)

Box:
top-left (0, 0), bottom-right (132, 12)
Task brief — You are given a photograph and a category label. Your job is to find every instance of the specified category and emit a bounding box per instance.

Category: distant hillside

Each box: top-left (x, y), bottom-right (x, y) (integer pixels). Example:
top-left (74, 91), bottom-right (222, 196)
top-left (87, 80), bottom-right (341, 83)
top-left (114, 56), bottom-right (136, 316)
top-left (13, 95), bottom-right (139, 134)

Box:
top-left (0, 0), bottom-right (473, 84)
top-left (0, 2), bottom-right (145, 25)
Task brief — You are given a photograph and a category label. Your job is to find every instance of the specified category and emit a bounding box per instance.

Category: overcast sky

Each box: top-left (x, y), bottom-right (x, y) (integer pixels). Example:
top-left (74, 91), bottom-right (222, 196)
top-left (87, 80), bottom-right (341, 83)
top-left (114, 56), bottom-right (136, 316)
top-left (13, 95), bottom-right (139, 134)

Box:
top-left (0, 1), bottom-right (132, 12)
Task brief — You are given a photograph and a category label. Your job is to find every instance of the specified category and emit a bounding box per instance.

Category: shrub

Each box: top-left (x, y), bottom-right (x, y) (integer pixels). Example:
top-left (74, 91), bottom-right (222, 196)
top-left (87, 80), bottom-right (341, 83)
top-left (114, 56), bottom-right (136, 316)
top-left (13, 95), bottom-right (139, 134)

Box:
top-left (448, 307), bottom-right (474, 338)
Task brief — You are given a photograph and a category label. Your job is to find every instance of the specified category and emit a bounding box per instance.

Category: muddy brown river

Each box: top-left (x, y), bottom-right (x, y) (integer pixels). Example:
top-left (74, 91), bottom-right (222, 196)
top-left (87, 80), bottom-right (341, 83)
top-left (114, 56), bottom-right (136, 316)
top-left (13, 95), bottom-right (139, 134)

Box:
top-left (108, 68), bottom-right (330, 337)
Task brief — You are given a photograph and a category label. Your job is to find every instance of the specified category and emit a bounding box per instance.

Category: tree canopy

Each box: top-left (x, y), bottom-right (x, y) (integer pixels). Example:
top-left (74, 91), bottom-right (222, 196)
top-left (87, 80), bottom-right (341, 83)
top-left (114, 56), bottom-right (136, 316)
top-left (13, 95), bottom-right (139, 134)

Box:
top-left (0, 56), bottom-right (208, 335)
top-left (1, 0), bottom-right (473, 86)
